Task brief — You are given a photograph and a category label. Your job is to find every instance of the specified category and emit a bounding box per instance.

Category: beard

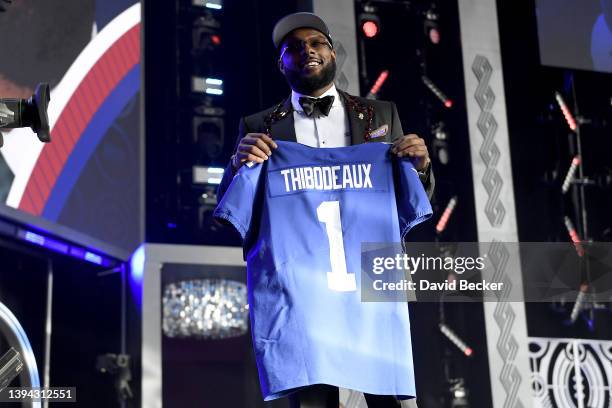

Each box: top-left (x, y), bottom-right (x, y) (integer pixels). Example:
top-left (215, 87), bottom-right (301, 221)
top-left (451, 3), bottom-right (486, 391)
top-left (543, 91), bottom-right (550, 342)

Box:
top-left (284, 59), bottom-right (337, 95)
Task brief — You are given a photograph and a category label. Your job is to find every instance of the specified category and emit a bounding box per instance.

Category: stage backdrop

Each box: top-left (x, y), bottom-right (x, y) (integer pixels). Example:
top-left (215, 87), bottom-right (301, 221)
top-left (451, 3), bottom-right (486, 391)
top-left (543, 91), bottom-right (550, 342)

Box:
top-left (458, 1), bottom-right (533, 407)
top-left (0, 0), bottom-right (142, 255)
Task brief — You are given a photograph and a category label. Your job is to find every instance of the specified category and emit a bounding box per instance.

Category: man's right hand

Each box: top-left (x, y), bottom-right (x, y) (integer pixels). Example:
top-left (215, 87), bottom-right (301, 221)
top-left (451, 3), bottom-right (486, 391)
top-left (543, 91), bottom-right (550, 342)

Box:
top-left (232, 133), bottom-right (278, 171)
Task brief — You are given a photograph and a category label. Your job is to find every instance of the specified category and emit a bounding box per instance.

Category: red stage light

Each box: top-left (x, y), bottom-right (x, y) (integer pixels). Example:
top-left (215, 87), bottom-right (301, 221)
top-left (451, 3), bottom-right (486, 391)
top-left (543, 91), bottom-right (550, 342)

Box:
top-left (428, 27), bottom-right (441, 44)
top-left (436, 196), bottom-right (457, 233)
top-left (368, 70), bottom-right (389, 97)
top-left (444, 99), bottom-right (453, 108)
top-left (211, 34), bottom-right (221, 45)
top-left (362, 21), bottom-right (379, 38)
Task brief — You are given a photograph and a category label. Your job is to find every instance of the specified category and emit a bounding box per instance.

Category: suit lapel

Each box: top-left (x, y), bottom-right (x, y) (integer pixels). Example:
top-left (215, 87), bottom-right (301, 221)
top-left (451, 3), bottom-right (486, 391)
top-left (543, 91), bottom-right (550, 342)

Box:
top-left (270, 97), bottom-right (297, 142)
top-left (339, 90), bottom-right (367, 145)
top-left (268, 91), bottom-right (372, 144)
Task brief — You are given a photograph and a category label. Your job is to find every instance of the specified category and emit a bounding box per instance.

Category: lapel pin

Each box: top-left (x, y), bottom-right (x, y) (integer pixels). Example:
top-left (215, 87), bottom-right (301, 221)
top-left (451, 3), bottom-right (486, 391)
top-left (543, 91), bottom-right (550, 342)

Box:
top-left (358, 113), bottom-right (364, 120)
top-left (279, 111), bottom-right (286, 117)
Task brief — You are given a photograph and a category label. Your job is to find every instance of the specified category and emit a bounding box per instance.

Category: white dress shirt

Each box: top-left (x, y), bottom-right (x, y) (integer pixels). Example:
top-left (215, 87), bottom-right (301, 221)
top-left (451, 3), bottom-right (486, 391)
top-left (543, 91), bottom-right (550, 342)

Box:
top-left (291, 85), bottom-right (350, 148)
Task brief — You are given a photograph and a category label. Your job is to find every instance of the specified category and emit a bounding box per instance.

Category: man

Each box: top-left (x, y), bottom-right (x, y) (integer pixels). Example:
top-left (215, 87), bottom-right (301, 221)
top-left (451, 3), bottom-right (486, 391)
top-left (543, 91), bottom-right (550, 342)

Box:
top-left (217, 12), bottom-right (433, 408)
top-left (217, 12), bottom-right (433, 202)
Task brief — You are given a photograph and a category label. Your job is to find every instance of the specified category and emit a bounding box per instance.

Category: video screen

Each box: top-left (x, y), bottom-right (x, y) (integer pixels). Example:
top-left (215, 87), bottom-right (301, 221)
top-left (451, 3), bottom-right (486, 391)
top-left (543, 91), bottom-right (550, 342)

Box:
top-left (536, 0), bottom-right (612, 73)
top-left (0, 0), bottom-right (141, 253)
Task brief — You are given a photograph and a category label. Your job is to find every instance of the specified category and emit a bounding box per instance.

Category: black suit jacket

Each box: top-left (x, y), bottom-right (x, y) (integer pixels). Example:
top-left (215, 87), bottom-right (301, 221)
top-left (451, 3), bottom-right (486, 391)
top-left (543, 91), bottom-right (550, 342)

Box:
top-left (217, 90), bottom-right (435, 200)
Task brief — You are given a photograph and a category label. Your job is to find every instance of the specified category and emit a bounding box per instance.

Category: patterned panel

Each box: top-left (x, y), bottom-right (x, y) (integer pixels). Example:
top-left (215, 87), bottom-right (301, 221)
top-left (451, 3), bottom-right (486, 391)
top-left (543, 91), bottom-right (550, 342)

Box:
top-left (530, 337), bottom-right (612, 408)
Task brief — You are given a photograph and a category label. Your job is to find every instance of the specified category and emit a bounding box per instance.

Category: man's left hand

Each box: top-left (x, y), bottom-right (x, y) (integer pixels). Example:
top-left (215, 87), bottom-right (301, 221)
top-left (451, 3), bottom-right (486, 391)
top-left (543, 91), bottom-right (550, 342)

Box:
top-left (391, 134), bottom-right (431, 171)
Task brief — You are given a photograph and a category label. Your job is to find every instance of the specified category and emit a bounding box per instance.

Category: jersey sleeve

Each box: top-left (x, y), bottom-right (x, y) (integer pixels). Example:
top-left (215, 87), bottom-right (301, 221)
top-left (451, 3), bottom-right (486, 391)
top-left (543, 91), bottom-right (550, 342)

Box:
top-left (213, 162), bottom-right (263, 240)
top-left (394, 158), bottom-right (433, 239)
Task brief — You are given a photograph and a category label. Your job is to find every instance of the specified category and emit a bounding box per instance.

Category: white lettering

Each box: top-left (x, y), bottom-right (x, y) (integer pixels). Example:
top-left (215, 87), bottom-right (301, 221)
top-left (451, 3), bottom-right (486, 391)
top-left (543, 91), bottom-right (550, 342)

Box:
top-left (352, 164), bottom-right (362, 188)
top-left (280, 163), bottom-right (376, 192)
top-left (304, 167), bottom-right (314, 189)
top-left (332, 166), bottom-right (341, 189)
top-left (362, 164), bottom-right (372, 188)
top-left (281, 169), bottom-right (291, 192)
top-left (343, 165), bottom-right (354, 188)
top-left (313, 167), bottom-right (324, 189)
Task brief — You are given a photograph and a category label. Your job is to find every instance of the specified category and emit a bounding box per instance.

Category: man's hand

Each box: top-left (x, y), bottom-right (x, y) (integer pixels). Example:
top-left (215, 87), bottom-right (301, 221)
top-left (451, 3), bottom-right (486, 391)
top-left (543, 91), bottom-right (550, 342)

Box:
top-left (232, 133), bottom-right (278, 171)
top-left (390, 133), bottom-right (431, 171)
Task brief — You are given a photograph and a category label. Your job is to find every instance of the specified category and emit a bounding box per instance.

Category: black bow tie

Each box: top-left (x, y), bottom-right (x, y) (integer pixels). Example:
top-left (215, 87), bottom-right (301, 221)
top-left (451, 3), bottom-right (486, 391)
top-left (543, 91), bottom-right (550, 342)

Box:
top-left (298, 95), bottom-right (335, 117)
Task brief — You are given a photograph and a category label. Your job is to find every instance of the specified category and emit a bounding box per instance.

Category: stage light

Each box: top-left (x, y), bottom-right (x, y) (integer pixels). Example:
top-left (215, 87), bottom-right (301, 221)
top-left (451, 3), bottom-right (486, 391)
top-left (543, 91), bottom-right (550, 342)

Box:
top-left (422, 76), bottom-right (453, 108)
top-left (362, 20), bottom-right (379, 38)
top-left (436, 196), bottom-right (458, 233)
top-left (439, 323), bottom-right (473, 357)
top-left (449, 378), bottom-right (470, 408)
top-left (555, 91), bottom-right (577, 131)
top-left (192, 0), bottom-right (223, 10)
top-left (13, 227), bottom-right (114, 266)
top-left (193, 166), bottom-right (224, 185)
top-left (561, 155), bottom-right (581, 194)
top-left (569, 283), bottom-right (588, 324)
top-left (84, 252), bottom-right (103, 265)
top-left (192, 76), bottom-right (223, 95)
top-left (366, 70), bottom-right (389, 99)
top-left (193, 28), bottom-right (221, 53)
top-left (193, 115), bottom-right (225, 163)
top-left (192, 14), bottom-right (221, 54)
top-left (424, 8), bottom-right (441, 45)
top-left (432, 122), bottom-right (450, 165)
top-left (359, 10), bottom-right (381, 39)
top-left (563, 216), bottom-right (584, 257)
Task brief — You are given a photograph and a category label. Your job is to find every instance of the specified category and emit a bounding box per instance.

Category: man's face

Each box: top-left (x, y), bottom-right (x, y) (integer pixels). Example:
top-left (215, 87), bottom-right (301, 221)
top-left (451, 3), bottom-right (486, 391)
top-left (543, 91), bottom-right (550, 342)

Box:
top-left (278, 28), bottom-right (337, 95)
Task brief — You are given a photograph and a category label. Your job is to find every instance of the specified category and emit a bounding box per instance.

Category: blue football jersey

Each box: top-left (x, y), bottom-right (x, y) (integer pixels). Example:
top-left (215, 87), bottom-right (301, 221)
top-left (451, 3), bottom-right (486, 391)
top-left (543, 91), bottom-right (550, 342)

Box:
top-left (214, 141), bottom-right (432, 401)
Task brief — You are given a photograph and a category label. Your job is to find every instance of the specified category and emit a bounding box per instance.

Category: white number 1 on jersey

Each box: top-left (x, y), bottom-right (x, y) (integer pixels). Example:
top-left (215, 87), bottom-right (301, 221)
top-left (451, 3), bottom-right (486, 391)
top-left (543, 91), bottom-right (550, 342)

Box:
top-left (316, 201), bottom-right (357, 292)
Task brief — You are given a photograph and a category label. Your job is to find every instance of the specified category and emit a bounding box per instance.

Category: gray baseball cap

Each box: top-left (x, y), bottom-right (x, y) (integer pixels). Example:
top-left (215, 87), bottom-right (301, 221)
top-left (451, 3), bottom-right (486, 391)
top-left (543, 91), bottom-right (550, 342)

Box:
top-left (272, 12), bottom-right (332, 50)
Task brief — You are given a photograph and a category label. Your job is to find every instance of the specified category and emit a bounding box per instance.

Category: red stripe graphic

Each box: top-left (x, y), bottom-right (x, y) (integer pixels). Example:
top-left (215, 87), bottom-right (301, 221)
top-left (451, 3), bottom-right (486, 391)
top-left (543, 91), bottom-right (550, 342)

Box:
top-left (18, 24), bottom-right (141, 215)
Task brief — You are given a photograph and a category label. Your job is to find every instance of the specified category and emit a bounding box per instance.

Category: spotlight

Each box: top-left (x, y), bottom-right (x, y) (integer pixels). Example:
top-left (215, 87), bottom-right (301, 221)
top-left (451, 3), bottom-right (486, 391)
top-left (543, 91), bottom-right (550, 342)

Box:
top-left (193, 166), bottom-right (224, 186)
top-left (439, 323), bottom-right (473, 357)
top-left (422, 76), bottom-right (453, 108)
top-left (192, 13), bottom-right (221, 54)
top-left (449, 378), bottom-right (469, 408)
top-left (366, 70), bottom-right (389, 99)
top-left (362, 20), bottom-right (379, 38)
top-left (424, 8), bottom-right (441, 45)
top-left (436, 196), bottom-right (458, 234)
top-left (359, 12), bottom-right (381, 39)
top-left (563, 216), bottom-right (584, 257)
top-left (193, 27), bottom-right (221, 53)
top-left (569, 283), bottom-right (588, 324)
top-left (192, 0), bottom-right (222, 10)
top-left (192, 76), bottom-right (223, 95)
top-left (192, 115), bottom-right (225, 162)
top-left (432, 122), bottom-right (450, 165)
top-left (561, 155), bottom-right (581, 194)
top-left (555, 91), bottom-right (577, 131)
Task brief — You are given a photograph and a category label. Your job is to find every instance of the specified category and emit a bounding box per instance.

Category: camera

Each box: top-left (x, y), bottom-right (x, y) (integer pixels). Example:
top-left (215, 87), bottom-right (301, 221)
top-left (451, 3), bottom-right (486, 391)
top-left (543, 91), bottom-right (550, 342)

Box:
top-left (0, 83), bottom-right (51, 147)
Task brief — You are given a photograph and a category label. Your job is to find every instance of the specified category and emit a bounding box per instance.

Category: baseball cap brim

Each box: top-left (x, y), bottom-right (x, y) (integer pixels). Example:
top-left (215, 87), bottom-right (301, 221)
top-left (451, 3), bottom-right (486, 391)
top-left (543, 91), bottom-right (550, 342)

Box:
top-left (272, 12), bottom-right (332, 50)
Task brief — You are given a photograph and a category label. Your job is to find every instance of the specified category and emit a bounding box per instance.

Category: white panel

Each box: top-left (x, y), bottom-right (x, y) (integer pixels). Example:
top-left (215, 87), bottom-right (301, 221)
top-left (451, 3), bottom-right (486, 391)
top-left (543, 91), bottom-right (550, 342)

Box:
top-left (529, 337), bottom-right (612, 408)
top-left (457, 1), bottom-right (532, 407)
top-left (312, 0), bottom-right (360, 95)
